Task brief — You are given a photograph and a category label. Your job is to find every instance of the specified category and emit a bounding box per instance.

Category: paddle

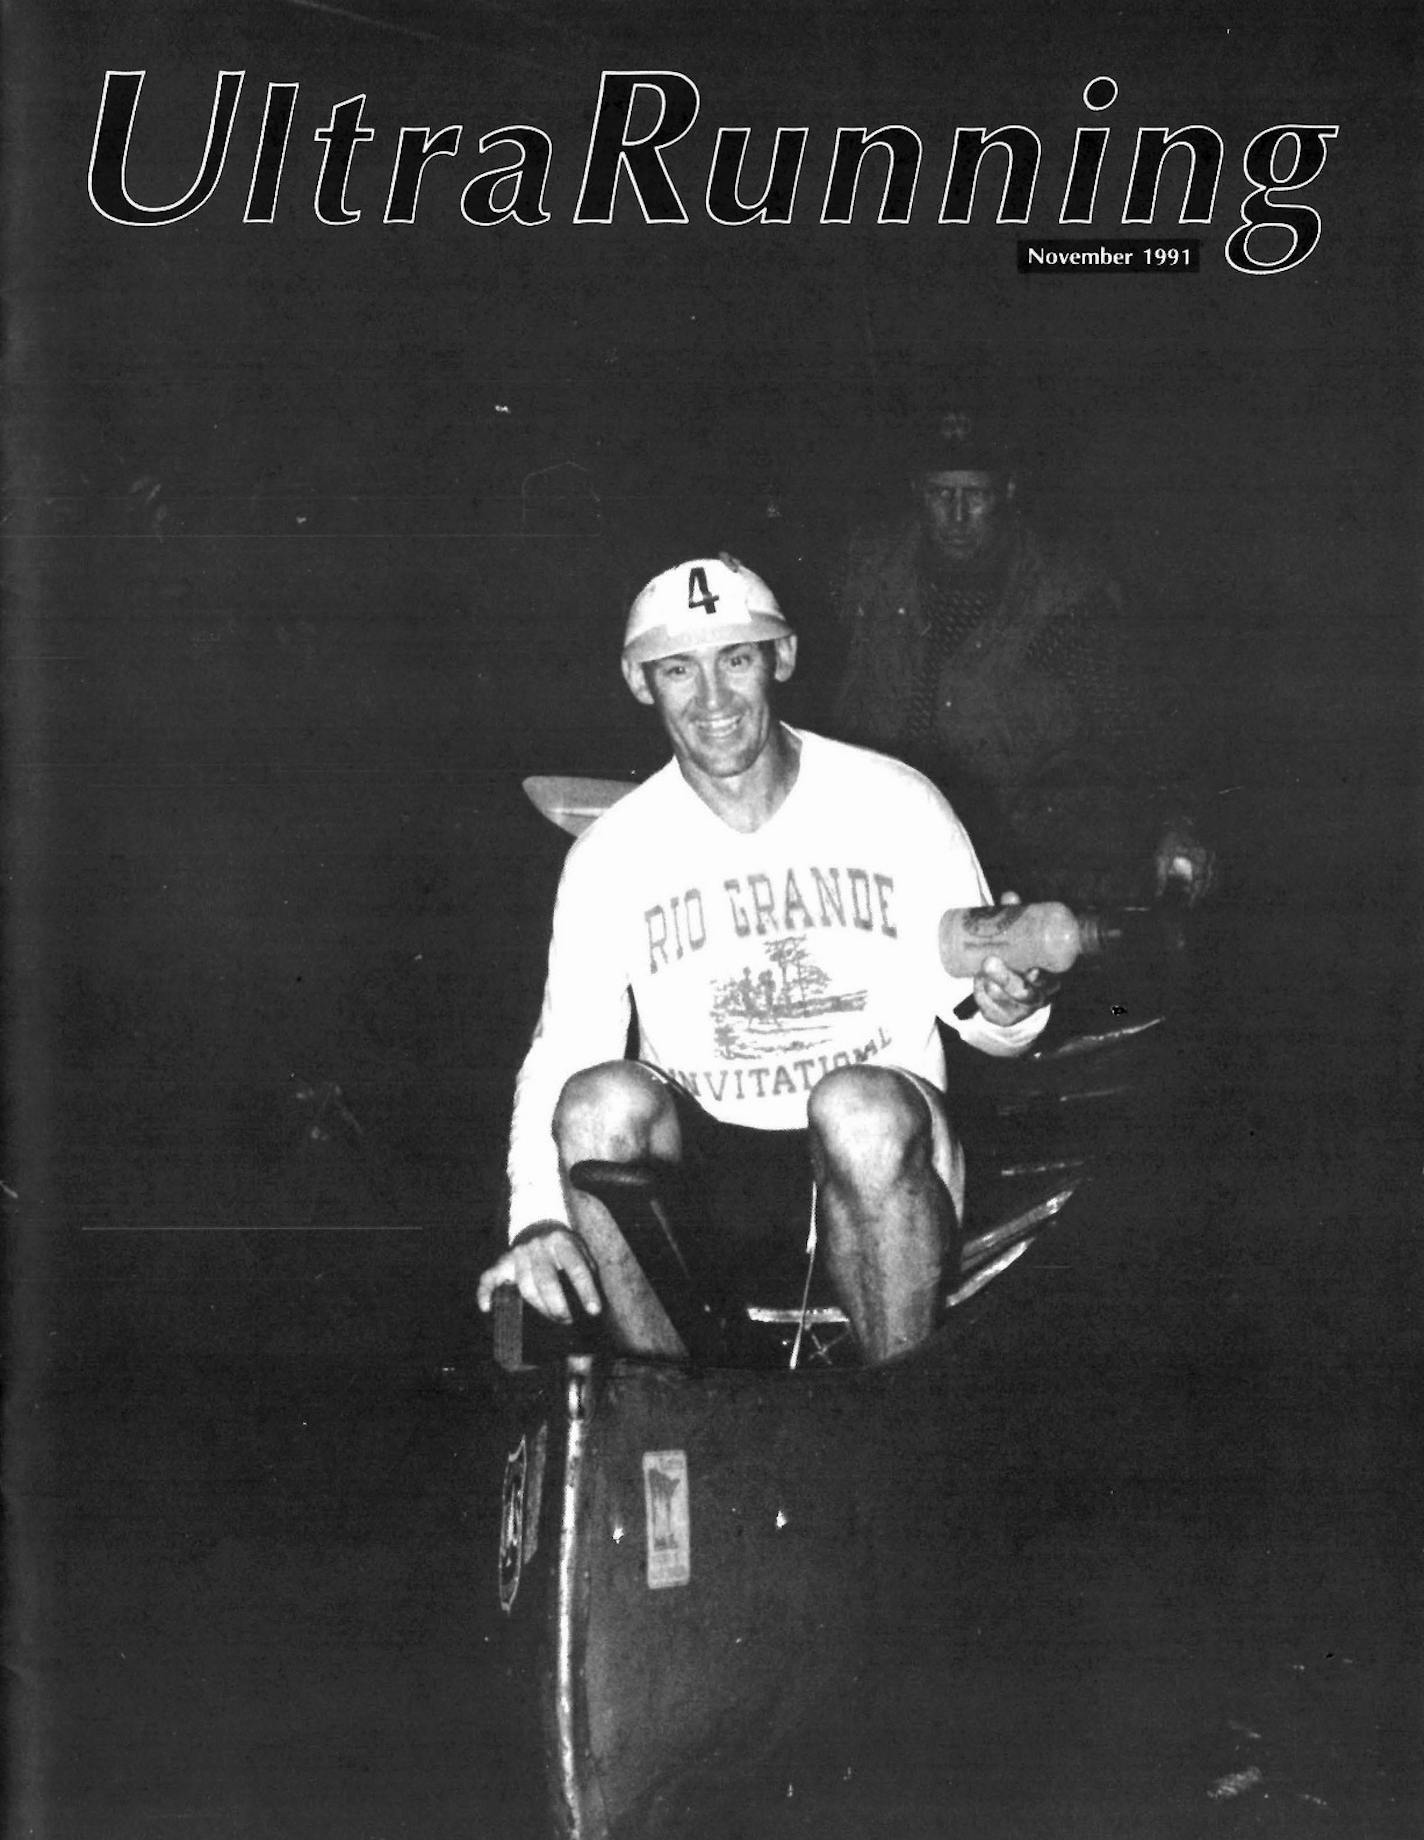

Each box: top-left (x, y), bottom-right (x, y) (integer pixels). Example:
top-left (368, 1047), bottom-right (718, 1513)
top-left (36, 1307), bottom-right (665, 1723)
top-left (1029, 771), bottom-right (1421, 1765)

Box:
top-left (522, 774), bottom-right (638, 838)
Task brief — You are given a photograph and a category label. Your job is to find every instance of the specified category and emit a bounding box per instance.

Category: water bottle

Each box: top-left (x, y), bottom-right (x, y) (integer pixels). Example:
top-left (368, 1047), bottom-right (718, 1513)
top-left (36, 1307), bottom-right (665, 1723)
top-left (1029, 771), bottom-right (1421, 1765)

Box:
top-left (939, 901), bottom-right (1110, 978)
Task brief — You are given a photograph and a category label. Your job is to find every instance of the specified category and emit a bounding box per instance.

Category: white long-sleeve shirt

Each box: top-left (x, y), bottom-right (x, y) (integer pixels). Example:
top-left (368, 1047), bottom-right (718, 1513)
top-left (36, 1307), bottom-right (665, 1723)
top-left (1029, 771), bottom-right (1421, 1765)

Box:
top-left (507, 730), bottom-right (1049, 1234)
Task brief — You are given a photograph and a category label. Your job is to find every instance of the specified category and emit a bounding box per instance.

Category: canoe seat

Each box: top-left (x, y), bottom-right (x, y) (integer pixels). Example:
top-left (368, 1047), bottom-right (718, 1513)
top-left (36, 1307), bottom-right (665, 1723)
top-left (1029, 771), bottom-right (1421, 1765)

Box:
top-left (567, 1158), bottom-right (772, 1365)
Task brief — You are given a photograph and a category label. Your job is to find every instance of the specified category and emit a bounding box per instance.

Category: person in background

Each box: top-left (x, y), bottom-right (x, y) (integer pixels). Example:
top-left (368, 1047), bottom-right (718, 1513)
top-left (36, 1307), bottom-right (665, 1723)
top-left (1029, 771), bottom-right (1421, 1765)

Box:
top-left (829, 409), bottom-right (1214, 908)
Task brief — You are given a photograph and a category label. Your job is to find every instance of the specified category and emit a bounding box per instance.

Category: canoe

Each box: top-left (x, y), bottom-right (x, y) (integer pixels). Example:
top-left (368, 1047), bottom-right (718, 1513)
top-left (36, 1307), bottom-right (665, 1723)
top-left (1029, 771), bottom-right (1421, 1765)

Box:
top-left (483, 1009), bottom-right (1169, 1840)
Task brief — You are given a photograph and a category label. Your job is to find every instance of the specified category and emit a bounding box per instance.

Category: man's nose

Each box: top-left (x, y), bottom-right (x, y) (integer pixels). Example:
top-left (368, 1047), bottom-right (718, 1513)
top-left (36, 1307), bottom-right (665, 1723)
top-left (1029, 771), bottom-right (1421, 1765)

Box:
top-left (697, 664), bottom-right (730, 708)
top-left (950, 490), bottom-right (969, 525)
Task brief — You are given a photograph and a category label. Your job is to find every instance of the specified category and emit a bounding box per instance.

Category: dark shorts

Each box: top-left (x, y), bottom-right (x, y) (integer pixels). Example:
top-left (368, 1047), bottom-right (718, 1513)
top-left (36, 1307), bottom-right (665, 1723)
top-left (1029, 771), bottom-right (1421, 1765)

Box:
top-left (657, 1075), bottom-right (832, 1307)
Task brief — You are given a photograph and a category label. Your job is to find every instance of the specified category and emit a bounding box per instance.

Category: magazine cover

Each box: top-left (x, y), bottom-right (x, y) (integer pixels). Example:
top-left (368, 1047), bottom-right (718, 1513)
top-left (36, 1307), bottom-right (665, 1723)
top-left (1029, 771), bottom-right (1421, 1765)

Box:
top-left (7, 3), bottom-right (1419, 1836)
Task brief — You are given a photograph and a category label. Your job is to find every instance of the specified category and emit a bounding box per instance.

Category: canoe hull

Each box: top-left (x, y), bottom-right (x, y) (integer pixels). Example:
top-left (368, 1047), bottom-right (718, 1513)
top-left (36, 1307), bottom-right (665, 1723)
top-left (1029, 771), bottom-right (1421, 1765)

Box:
top-left (489, 1249), bottom-right (1051, 1840)
top-left (483, 1011), bottom-right (1175, 1836)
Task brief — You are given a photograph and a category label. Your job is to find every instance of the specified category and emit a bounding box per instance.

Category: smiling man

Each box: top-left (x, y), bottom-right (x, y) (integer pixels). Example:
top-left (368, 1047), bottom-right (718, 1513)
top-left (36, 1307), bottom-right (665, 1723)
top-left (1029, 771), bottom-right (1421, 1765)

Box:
top-left (476, 555), bottom-right (1053, 1365)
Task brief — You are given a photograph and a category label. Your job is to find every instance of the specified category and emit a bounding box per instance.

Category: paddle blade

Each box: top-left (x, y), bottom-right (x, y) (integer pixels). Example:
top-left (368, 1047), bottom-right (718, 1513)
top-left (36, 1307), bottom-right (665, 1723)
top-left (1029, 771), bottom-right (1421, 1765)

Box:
top-left (522, 775), bottom-right (638, 837)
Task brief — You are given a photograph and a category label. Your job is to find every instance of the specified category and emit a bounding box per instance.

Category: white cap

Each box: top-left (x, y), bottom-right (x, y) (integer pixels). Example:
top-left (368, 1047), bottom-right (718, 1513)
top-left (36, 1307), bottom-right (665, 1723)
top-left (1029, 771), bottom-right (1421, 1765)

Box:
top-left (622, 555), bottom-right (792, 666)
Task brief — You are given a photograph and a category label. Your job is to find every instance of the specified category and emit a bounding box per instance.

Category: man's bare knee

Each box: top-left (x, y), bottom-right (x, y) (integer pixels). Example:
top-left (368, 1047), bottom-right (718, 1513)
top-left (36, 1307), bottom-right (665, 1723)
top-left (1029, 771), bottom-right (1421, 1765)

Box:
top-left (549, 1065), bottom-right (687, 1359)
top-left (553, 1062), bottom-right (678, 1163)
top-left (807, 1065), bottom-right (931, 1189)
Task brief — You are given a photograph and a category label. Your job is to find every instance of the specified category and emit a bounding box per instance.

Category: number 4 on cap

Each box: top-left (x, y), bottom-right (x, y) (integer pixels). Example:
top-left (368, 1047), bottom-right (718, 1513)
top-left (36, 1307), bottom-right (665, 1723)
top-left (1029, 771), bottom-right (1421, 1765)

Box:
top-left (687, 567), bottom-right (720, 615)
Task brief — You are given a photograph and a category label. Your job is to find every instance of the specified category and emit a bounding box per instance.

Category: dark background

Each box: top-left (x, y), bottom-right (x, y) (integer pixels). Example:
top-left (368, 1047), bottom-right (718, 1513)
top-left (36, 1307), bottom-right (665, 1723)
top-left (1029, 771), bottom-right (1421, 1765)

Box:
top-left (6, 2), bottom-right (1421, 1835)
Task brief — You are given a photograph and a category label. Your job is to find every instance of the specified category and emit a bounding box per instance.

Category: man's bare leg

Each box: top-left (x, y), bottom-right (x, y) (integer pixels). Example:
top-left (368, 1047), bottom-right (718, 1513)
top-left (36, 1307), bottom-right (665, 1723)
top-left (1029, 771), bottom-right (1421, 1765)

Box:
top-left (553, 1061), bottom-right (687, 1358)
top-left (807, 1066), bottom-right (960, 1364)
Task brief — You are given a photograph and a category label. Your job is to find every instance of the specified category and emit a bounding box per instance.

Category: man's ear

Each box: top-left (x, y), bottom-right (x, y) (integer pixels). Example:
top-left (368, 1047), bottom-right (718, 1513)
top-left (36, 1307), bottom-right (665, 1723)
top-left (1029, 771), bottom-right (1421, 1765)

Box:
top-left (621, 656), bottom-right (656, 705)
top-left (1002, 474), bottom-right (1019, 506)
top-left (772, 633), bottom-right (798, 683)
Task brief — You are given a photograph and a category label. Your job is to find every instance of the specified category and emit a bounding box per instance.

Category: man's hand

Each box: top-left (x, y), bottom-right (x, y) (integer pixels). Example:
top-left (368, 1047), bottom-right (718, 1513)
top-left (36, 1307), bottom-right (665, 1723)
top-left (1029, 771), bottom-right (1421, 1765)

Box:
top-left (1154, 820), bottom-right (1215, 906)
top-left (476, 1223), bottom-right (602, 1324)
top-left (974, 953), bottom-right (1055, 1026)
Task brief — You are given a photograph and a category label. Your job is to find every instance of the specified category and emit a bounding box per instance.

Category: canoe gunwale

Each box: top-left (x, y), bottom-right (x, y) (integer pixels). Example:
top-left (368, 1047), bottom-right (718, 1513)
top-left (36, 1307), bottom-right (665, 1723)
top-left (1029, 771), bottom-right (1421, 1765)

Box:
top-left (490, 1172), bottom-right (1081, 1380)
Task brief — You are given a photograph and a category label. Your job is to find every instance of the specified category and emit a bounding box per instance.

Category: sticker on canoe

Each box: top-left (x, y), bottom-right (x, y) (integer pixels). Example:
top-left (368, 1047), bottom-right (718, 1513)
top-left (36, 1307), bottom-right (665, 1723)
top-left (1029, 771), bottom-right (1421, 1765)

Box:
top-left (643, 1450), bottom-right (691, 1589)
top-left (498, 1435), bottom-right (527, 1613)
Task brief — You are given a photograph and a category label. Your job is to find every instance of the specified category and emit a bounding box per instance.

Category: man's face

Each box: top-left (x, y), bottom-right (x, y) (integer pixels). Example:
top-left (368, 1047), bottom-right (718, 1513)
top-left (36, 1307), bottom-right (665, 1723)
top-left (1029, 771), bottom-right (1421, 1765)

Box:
top-left (623, 637), bottom-right (797, 782)
top-left (918, 467), bottom-right (1012, 565)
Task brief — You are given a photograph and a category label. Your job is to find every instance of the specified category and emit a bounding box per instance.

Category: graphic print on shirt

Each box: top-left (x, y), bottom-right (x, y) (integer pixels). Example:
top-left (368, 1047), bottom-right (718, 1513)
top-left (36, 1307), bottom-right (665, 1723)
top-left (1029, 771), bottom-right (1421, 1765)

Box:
top-left (712, 936), bottom-right (867, 1059)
